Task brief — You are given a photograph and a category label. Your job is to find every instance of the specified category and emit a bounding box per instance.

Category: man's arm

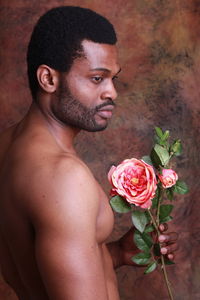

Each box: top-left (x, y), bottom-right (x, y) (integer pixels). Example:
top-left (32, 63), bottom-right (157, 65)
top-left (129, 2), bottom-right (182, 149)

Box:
top-left (26, 160), bottom-right (110, 300)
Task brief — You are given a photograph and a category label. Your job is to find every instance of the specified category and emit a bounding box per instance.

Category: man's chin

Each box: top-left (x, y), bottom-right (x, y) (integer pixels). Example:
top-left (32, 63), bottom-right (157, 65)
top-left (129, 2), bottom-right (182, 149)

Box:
top-left (82, 120), bottom-right (108, 132)
top-left (84, 124), bottom-right (108, 132)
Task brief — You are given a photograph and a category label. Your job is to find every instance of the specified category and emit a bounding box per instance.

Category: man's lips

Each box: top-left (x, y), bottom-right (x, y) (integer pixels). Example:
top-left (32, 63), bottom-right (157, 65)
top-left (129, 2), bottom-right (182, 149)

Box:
top-left (96, 105), bottom-right (114, 119)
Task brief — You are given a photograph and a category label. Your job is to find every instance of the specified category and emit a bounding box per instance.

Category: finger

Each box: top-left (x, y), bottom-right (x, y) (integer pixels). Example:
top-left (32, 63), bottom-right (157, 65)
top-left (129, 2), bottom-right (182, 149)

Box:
top-left (167, 253), bottom-right (174, 260)
top-left (160, 242), bottom-right (178, 255)
top-left (158, 232), bottom-right (178, 243)
top-left (159, 223), bottom-right (168, 232)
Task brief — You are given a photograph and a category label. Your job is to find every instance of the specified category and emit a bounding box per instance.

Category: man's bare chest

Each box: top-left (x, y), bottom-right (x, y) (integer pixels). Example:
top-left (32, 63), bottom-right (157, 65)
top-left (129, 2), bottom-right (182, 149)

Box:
top-left (95, 183), bottom-right (114, 243)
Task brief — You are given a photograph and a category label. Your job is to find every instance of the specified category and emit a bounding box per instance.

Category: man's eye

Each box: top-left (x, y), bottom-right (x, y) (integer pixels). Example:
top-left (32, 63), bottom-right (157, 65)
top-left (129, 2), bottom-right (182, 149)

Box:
top-left (92, 76), bottom-right (103, 83)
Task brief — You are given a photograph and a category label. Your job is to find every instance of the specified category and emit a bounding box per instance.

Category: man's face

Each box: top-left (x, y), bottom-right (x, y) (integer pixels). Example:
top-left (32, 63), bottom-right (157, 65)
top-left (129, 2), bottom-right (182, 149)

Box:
top-left (52, 40), bottom-right (120, 132)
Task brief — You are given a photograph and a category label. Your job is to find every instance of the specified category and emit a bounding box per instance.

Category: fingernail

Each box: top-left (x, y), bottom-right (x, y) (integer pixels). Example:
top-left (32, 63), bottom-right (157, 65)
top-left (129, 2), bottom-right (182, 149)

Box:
top-left (161, 247), bottom-right (167, 254)
top-left (159, 235), bottom-right (166, 242)
top-left (160, 224), bottom-right (164, 231)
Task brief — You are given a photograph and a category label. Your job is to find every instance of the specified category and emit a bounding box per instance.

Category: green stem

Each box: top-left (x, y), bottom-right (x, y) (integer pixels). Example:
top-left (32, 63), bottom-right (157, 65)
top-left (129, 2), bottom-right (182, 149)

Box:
top-left (156, 187), bottom-right (164, 225)
top-left (148, 209), bottom-right (174, 300)
top-left (160, 255), bottom-right (174, 300)
top-left (148, 209), bottom-right (159, 235)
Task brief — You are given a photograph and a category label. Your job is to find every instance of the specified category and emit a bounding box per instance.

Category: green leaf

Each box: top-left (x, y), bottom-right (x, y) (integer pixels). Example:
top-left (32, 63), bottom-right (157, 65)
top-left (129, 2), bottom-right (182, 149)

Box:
top-left (151, 147), bottom-right (162, 168)
top-left (132, 252), bottom-right (151, 265)
top-left (158, 140), bottom-right (167, 147)
top-left (174, 180), bottom-right (189, 194)
top-left (157, 130), bottom-right (170, 146)
top-left (134, 230), bottom-right (153, 252)
top-left (145, 211), bottom-right (151, 222)
top-left (154, 134), bottom-right (161, 144)
top-left (159, 204), bottom-right (173, 223)
top-left (142, 155), bottom-right (153, 166)
top-left (144, 225), bottom-right (155, 233)
top-left (110, 195), bottom-right (131, 213)
top-left (152, 196), bottom-right (158, 209)
top-left (132, 211), bottom-right (148, 233)
top-left (144, 261), bottom-right (157, 274)
top-left (159, 204), bottom-right (173, 219)
top-left (162, 130), bottom-right (170, 141)
top-left (159, 215), bottom-right (173, 224)
top-left (166, 187), bottom-right (174, 201)
top-left (155, 127), bottom-right (163, 138)
top-left (151, 144), bottom-right (170, 168)
top-left (152, 190), bottom-right (159, 209)
top-left (170, 139), bottom-right (182, 156)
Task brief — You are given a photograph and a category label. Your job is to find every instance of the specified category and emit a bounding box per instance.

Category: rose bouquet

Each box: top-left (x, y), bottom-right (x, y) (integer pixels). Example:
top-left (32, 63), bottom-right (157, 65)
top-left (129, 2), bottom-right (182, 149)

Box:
top-left (108, 127), bottom-right (188, 300)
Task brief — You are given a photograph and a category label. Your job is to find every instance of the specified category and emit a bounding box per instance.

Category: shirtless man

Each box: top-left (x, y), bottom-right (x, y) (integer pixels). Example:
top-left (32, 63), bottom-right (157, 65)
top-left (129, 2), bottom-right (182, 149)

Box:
top-left (0, 6), bottom-right (178, 299)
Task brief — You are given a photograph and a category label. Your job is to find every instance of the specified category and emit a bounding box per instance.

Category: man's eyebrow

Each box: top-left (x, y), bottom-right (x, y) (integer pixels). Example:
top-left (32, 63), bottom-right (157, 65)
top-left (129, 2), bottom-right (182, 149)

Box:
top-left (90, 67), bottom-right (122, 74)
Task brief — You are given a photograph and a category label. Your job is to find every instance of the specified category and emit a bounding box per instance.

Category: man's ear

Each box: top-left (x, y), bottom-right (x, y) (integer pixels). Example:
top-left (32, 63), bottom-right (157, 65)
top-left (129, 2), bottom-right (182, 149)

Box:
top-left (37, 65), bottom-right (59, 93)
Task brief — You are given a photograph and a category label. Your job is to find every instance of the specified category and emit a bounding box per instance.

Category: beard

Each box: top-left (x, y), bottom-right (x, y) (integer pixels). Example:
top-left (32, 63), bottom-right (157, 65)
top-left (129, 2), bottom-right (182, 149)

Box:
top-left (52, 80), bottom-right (115, 132)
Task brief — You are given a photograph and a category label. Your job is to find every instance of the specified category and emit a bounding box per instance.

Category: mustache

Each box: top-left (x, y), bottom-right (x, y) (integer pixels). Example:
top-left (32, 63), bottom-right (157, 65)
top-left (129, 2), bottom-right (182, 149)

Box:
top-left (95, 99), bottom-right (116, 111)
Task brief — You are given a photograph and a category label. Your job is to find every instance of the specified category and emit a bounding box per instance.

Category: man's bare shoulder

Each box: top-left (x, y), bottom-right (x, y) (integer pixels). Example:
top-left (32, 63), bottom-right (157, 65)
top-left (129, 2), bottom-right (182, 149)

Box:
top-left (19, 150), bottom-right (100, 225)
top-left (1, 123), bottom-right (101, 230)
top-left (21, 149), bottom-right (97, 198)
top-left (2, 125), bottom-right (94, 197)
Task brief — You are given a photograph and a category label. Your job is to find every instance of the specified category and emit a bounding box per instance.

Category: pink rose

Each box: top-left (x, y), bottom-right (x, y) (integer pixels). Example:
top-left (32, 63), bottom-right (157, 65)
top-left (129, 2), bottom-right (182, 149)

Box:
top-left (158, 169), bottom-right (178, 188)
top-left (108, 158), bottom-right (157, 209)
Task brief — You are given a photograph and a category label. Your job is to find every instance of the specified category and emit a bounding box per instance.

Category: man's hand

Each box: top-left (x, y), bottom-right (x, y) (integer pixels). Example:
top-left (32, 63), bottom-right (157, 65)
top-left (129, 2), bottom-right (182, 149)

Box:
top-left (158, 223), bottom-right (178, 261)
top-left (107, 224), bottom-right (178, 268)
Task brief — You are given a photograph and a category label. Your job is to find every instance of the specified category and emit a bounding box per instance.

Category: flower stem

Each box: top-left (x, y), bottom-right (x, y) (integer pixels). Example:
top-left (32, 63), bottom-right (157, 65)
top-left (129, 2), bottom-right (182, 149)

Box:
top-left (156, 188), bottom-right (163, 225)
top-left (148, 209), bottom-right (159, 234)
top-left (148, 209), bottom-right (174, 300)
top-left (160, 255), bottom-right (174, 300)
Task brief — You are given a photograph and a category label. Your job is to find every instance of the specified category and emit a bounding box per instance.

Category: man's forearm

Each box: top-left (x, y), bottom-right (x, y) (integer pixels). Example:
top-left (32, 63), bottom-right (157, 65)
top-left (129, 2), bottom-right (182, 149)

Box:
top-left (107, 228), bottom-right (142, 269)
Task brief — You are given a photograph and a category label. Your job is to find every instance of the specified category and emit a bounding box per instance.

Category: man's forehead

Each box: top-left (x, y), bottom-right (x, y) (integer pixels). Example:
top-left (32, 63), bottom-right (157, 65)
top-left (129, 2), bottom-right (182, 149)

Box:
top-left (80, 40), bottom-right (120, 73)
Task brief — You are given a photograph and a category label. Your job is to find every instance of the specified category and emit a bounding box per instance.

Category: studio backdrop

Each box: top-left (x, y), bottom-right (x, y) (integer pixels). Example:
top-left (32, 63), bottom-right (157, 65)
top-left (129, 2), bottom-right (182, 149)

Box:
top-left (0, 1), bottom-right (199, 299)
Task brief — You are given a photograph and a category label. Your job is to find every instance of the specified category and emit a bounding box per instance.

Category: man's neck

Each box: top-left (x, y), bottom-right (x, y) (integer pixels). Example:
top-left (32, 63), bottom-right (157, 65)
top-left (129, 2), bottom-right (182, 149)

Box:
top-left (26, 102), bottom-right (80, 154)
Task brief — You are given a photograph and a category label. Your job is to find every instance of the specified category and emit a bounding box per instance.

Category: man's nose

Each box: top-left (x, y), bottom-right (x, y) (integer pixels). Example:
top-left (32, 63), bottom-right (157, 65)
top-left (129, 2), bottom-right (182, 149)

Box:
top-left (101, 81), bottom-right (118, 101)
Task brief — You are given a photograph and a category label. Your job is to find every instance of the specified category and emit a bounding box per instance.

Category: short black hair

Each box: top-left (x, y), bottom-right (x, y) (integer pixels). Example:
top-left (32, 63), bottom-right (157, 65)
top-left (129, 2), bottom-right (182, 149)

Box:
top-left (27, 6), bottom-right (117, 99)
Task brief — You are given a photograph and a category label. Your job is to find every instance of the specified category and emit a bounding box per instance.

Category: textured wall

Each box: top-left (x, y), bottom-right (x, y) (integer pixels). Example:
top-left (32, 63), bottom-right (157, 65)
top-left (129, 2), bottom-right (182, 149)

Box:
top-left (0, 0), bottom-right (200, 299)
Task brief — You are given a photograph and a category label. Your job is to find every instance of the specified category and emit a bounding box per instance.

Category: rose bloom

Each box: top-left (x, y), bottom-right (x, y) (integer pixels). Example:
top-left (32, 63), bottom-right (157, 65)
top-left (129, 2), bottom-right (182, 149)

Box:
top-left (108, 158), bottom-right (157, 209)
top-left (158, 169), bottom-right (178, 188)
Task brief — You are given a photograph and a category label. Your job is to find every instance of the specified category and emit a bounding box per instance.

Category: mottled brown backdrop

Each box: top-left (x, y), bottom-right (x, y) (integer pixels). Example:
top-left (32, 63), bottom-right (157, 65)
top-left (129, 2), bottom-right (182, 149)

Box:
top-left (0, 0), bottom-right (199, 299)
